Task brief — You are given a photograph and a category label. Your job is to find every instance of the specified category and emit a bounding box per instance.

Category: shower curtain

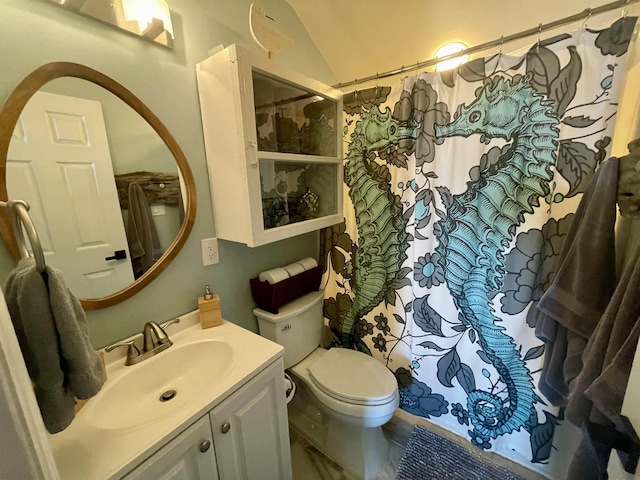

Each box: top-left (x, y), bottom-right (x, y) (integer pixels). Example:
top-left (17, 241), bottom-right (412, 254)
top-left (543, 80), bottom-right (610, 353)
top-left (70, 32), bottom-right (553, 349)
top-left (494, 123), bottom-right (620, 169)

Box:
top-left (321, 18), bottom-right (636, 474)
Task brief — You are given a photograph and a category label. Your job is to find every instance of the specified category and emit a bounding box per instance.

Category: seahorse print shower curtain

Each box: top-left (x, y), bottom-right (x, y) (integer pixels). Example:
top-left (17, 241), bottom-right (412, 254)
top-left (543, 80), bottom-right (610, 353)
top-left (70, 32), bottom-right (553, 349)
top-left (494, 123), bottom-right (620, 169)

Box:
top-left (321, 18), bottom-right (636, 475)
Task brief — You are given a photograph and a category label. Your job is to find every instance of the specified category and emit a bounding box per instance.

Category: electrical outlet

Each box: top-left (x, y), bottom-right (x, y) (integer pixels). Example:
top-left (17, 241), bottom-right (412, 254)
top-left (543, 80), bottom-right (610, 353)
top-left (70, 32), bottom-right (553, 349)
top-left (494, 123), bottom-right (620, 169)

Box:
top-left (201, 238), bottom-right (219, 266)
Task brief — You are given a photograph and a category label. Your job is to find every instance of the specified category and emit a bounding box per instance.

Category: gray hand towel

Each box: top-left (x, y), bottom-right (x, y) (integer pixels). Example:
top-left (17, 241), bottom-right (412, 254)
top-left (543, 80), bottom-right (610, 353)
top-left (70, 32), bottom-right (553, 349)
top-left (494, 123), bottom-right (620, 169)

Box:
top-left (5, 258), bottom-right (105, 433)
top-left (126, 182), bottom-right (162, 277)
top-left (5, 258), bottom-right (75, 433)
top-left (47, 266), bottom-right (106, 399)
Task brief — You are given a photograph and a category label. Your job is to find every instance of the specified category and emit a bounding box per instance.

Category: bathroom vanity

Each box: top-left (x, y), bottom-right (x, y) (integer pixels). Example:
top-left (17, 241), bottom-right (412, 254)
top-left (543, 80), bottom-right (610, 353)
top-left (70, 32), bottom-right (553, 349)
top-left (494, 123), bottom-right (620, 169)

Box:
top-left (196, 44), bottom-right (343, 247)
top-left (48, 313), bottom-right (292, 480)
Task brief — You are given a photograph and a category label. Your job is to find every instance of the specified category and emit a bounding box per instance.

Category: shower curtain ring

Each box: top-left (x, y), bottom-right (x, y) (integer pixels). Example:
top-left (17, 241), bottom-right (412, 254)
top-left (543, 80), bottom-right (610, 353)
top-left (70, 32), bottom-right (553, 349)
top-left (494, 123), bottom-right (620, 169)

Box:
top-left (536, 24), bottom-right (542, 50)
top-left (582, 8), bottom-right (592, 29)
top-left (498, 35), bottom-right (504, 57)
top-left (353, 78), bottom-right (359, 105)
top-left (375, 73), bottom-right (379, 96)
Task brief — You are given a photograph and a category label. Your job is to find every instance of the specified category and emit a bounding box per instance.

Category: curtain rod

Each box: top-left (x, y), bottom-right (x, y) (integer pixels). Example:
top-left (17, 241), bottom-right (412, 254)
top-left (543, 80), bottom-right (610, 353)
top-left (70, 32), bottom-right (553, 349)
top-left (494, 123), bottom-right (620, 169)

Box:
top-left (334, 0), bottom-right (637, 89)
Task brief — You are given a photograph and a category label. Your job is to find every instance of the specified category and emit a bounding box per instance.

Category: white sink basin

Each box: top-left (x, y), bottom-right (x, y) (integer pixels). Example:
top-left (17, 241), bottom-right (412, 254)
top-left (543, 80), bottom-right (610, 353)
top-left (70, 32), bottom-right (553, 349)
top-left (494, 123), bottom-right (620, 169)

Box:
top-left (49, 316), bottom-right (285, 480)
top-left (84, 339), bottom-right (234, 431)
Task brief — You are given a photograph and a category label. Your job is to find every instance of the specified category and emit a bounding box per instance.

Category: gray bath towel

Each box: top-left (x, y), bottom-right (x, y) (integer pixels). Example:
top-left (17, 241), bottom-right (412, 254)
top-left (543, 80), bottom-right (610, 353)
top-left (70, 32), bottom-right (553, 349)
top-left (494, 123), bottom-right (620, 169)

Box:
top-left (126, 182), bottom-right (162, 277)
top-left (5, 258), bottom-right (105, 433)
top-left (535, 157), bottom-right (619, 405)
top-left (536, 318), bottom-right (569, 406)
top-left (565, 248), bottom-right (640, 428)
top-left (565, 248), bottom-right (640, 480)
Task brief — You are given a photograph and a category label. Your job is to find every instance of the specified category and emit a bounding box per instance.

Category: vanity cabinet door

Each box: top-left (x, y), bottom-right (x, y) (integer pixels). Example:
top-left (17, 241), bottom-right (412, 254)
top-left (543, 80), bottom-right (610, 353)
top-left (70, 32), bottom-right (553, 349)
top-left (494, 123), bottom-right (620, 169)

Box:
top-left (122, 416), bottom-right (218, 480)
top-left (209, 359), bottom-right (292, 480)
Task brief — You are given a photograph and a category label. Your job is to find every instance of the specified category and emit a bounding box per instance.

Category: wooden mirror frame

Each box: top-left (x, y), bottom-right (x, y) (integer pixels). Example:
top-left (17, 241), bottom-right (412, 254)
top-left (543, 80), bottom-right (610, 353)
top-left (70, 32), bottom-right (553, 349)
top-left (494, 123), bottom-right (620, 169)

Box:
top-left (0, 62), bottom-right (197, 310)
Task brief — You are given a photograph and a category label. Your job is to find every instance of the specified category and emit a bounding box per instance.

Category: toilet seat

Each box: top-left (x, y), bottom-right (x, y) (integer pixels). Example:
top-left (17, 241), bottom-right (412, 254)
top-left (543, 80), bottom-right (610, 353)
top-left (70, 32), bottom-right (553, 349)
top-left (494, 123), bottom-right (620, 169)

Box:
top-left (290, 348), bottom-right (399, 427)
top-left (308, 348), bottom-right (397, 406)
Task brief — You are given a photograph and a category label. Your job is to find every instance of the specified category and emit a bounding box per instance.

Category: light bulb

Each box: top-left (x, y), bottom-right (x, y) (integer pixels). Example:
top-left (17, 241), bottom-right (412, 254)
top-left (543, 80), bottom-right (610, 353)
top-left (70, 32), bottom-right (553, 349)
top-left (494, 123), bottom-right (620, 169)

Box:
top-left (434, 42), bottom-right (469, 72)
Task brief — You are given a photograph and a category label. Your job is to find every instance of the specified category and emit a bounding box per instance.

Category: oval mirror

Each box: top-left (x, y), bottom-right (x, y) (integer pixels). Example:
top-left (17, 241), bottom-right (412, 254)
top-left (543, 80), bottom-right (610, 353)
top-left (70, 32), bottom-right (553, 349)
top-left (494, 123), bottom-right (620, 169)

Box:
top-left (0, 62), bottom-right (196, 310)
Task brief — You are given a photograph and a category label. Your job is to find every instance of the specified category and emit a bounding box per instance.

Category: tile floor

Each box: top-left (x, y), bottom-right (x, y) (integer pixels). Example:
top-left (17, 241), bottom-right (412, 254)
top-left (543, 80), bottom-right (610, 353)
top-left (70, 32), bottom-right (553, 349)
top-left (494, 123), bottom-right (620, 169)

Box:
top-left (288, 413), bottom-right (547, 480)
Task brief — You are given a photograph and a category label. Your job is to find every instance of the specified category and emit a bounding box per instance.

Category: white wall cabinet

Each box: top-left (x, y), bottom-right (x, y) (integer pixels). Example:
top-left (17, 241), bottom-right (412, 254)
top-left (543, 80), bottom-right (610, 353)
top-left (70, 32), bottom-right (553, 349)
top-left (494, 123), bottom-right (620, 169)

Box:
top-left (196, 44), bottom-right (343, 247)
top-left (122, 359), bottom-right (291, 480)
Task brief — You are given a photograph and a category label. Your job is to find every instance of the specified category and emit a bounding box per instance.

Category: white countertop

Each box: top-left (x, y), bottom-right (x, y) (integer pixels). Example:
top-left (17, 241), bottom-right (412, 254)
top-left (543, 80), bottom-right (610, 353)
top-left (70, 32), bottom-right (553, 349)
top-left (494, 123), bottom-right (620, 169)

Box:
top-left (48, 312), bottom-right (283, 480)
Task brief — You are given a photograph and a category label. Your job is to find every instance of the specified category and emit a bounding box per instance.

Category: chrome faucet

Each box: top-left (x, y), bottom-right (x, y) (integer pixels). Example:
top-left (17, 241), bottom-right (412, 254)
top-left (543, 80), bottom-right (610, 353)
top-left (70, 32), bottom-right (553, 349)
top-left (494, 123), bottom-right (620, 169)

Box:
top-left (143, 321), bottom-right (171, 352)
top-left (105, 318), bottom-right (181, 366)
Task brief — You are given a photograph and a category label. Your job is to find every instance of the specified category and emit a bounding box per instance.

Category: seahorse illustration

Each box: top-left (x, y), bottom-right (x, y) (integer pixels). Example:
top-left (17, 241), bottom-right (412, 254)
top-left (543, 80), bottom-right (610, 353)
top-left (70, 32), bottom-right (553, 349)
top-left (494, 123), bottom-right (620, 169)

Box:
top-left (341, 106), bottom-right (419, 353)
top-left (434, 76), bottom-right (559, 439)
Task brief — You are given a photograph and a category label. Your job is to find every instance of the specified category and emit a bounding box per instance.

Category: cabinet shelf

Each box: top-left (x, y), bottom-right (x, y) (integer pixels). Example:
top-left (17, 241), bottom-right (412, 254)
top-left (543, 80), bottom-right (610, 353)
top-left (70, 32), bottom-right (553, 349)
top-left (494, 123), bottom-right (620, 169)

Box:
top-left (257, 151), bottom-right (341, 164)
top-left (196, 44), bottom-right (343, 247)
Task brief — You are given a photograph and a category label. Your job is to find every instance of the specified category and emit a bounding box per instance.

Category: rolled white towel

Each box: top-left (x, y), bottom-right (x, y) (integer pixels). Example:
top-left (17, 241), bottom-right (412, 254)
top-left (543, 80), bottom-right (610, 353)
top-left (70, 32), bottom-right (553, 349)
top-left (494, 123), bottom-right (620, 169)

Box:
top-left (258, 267), bottom-right (290, 284)
top-left (297, 257), bottom-right (318, 271)
top-left (283, 262), bottom-right (305, 277)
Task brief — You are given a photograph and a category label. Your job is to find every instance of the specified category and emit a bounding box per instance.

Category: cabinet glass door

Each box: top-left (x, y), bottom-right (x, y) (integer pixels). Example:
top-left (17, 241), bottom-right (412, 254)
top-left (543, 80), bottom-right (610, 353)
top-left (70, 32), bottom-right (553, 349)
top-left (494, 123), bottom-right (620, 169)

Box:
top-left (259, 160), bottom-right (338, 230)
top-left (252, 71), bottom-right (338, 156)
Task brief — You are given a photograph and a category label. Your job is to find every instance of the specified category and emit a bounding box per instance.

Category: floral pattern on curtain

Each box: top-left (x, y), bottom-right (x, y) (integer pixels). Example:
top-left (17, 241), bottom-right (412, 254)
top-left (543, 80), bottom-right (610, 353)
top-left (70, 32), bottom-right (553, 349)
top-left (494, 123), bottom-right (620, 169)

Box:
top-left (321, 18), bottom-right (636, 472)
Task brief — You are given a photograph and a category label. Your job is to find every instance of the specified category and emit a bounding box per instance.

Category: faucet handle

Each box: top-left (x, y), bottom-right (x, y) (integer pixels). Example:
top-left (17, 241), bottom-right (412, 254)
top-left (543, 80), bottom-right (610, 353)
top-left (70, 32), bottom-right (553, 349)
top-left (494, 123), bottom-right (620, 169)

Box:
top-left (105, 339), bottom-right (140, 366)
top-left (160, 318), bottom-right (181, 331)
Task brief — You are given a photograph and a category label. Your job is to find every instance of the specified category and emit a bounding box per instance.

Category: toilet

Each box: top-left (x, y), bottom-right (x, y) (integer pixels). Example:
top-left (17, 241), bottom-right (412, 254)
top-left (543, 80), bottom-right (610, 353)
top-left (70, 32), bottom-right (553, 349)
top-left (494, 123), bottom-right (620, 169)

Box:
top-left (254, 290), bottom-right (399, 479)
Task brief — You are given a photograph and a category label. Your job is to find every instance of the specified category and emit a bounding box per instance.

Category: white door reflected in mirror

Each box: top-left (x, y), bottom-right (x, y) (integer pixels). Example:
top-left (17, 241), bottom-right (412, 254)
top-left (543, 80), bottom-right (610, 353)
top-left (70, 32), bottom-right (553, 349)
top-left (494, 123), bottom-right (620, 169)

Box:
top-left (8, 91), bottom-right (136, 299)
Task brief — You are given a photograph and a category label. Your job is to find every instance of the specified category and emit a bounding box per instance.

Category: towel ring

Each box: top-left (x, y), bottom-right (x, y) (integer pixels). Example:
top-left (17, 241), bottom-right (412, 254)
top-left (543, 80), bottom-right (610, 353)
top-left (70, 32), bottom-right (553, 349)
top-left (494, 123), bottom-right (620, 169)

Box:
top-left (2, 200), bottom-right (46, 273)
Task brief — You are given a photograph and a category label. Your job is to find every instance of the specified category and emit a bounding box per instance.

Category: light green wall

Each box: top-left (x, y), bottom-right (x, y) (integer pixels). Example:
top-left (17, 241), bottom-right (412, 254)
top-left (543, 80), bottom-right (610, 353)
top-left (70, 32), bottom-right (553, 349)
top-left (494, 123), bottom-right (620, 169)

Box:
top-left (0, 0), bottom-right (336, 347)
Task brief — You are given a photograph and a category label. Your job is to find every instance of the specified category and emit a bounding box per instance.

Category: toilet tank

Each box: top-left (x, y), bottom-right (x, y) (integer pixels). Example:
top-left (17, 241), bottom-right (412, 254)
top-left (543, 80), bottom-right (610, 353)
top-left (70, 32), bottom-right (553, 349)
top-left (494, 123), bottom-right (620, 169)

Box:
top-left (253, 290), bottom-right (324, 369)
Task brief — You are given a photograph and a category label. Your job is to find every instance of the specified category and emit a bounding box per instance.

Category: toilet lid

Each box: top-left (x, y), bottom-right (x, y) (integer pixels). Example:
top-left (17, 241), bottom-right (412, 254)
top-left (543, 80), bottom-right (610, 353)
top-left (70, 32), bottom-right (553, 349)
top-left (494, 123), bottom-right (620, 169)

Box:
top-left (308, 348), bottom-right (397, 405)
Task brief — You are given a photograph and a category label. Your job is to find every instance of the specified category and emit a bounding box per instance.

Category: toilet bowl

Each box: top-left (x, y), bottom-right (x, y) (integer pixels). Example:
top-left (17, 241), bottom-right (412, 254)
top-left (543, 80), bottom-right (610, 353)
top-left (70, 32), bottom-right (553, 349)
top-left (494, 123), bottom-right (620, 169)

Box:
top-left (290, 347), bottom-right (398, 428)
top-left (254, 290), bottom-right (399, 479)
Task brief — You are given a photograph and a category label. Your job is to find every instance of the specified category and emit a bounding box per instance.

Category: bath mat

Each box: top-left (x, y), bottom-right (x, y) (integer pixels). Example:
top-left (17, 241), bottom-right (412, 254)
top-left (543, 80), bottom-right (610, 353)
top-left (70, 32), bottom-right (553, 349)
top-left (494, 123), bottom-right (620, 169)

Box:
top-left (396, 425), bottom-right (527, 480)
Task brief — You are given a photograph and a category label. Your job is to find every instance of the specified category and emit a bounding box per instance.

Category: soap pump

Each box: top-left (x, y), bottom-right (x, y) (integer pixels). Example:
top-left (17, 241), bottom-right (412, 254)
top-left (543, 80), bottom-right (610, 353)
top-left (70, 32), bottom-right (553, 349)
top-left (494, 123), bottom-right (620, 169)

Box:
top-left (198, 285), bottom-right (222, 328)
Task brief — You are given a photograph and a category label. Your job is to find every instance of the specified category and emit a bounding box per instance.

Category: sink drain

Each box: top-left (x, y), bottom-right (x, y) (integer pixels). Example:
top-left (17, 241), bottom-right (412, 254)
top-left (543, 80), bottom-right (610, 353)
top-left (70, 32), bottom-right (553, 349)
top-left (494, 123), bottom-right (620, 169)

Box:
top-left (159, 389), bottom-right (177, 402)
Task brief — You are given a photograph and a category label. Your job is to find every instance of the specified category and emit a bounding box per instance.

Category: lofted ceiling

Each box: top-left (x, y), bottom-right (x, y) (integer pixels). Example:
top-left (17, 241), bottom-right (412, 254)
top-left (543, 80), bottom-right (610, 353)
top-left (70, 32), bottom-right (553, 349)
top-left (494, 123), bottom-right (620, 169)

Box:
top-left (285, 0), bottom-right (637, 87)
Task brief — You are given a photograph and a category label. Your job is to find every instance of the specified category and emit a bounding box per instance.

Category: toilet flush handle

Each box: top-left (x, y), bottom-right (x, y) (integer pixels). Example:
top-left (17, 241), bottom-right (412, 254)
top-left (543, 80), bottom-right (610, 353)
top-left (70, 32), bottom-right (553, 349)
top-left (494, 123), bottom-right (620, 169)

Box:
top-left (281, 323), bottom-right (292, 331)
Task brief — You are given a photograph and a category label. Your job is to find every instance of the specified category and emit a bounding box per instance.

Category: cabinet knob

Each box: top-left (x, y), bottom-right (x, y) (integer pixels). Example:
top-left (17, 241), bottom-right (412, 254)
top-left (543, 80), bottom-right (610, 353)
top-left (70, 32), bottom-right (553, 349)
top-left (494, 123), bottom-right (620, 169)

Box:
top-left (200, 440), bottom-right (211, 453)
top-left (221, 422), bottom-right (231, 434)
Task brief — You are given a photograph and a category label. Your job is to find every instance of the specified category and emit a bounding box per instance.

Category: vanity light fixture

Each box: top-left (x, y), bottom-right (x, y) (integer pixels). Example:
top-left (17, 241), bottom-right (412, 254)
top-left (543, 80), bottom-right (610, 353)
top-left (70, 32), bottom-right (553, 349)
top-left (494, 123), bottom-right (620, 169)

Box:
top-left (121, 0), bottom-right (174, 40)
top-left (59, 0), bottom-right (86, 6)
top-left (434, 42), bottom-right (469, 72)
top-left (47, 0), bottom-right (174, 48)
